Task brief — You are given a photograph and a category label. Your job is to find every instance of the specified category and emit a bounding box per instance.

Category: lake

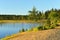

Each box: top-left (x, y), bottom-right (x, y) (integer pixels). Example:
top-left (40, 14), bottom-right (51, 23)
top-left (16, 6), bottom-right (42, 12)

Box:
top-left (0, 22), bottom-right (41, 38)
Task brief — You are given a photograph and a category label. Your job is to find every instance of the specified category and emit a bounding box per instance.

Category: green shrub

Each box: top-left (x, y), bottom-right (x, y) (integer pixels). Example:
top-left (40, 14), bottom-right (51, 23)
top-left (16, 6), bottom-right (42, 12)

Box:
top-left (32, 27), bottom-right (38, 31)
top-left (44, 26), bottom-right (50, 30)
top-left (50, 26), bottom-right (55, 29)
top-left (19, 28), bottom-right (25, 32)
top-left (37, 26), bottom-right (43, 30)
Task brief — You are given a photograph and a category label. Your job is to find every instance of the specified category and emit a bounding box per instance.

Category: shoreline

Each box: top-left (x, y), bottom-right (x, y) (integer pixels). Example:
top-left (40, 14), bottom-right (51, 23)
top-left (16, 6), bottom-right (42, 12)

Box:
top-left (1, 26), bottom-right (60, 40)
top-left (0, 20), bottom-right (46, 23)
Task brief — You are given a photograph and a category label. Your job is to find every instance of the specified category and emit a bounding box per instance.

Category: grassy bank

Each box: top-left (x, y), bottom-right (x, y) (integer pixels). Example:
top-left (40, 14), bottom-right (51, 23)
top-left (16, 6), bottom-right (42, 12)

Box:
top-left (0, 20), bottom-right (46, 23)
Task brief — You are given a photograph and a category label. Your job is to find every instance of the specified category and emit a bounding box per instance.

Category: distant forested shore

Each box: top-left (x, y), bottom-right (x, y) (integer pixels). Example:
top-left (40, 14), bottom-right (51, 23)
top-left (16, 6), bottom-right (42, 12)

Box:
top-left (0, 7), bottom-right (60, 22)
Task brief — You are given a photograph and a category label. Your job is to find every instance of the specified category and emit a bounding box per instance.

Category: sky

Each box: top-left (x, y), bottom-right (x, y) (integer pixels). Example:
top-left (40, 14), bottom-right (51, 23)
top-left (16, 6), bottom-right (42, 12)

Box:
top-left (0, 0), bottom-right (60, 15)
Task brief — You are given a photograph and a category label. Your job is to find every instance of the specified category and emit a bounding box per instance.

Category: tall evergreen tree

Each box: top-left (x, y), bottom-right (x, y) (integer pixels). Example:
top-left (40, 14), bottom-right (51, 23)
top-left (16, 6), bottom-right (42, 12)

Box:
top-left (28, 6), bottom-right (38, 20)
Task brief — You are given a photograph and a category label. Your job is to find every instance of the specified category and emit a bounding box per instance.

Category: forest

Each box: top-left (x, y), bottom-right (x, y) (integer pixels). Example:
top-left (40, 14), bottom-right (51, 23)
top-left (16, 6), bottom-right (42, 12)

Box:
top-left (0, 7), bottom-right (60, 21)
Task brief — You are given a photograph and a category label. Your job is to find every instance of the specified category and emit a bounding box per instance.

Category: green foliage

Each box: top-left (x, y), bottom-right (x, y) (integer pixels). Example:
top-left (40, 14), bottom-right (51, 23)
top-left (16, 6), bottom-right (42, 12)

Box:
top-left (45, 10), bottom-right (50, 19)
top-left (32, 27), bottom-right (38, 31)
top-left (48, 11), bottom-right (58, 20)
top-left (37, 26), bottom-right (43, 30)
top-left (19, 28), bottom-right (25, 32)
top-left (22, 28), bottom-right (25, 32)
top-left (28, 6), bottom-right (38, 20)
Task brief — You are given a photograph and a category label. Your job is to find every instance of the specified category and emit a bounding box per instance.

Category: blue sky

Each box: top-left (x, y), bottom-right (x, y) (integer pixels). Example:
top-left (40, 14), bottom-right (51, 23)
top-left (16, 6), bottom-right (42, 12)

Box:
top-left (0, 0), bottom-right (60, 15)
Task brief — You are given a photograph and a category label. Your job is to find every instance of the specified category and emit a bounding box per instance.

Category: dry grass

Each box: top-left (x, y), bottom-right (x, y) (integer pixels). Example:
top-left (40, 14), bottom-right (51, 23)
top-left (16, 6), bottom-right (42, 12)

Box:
top-left (0, 20), bottom-right (46, 23)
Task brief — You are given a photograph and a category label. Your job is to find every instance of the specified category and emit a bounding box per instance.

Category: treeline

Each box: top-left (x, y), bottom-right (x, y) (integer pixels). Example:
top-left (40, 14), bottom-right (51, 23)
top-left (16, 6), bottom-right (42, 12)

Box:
top-left (0, 15), bottom-right (28, 20)
top-left (0, 7), bottom-right (60, 21)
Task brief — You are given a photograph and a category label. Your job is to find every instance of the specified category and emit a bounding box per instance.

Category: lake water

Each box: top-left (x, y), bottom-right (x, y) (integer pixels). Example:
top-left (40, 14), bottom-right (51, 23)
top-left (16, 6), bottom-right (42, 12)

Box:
top-left (0, 22), bottom-right (40, 38)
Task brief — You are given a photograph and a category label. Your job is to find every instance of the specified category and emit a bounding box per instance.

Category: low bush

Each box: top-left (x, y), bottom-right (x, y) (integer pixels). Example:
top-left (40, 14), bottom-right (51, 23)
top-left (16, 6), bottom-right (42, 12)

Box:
top-left (19, 28), bottom-right (25, 32)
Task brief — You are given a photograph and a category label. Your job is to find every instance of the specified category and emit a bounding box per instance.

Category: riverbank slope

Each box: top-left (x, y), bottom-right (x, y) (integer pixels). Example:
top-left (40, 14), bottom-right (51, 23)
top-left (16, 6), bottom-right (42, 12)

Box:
top-left (2, 26), bottom-right (60, 40)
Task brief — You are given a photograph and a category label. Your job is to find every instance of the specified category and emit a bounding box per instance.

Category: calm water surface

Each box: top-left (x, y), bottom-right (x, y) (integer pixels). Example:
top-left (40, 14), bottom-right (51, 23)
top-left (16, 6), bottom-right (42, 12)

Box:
top-left (0, 22), bottom-right (41, 38)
